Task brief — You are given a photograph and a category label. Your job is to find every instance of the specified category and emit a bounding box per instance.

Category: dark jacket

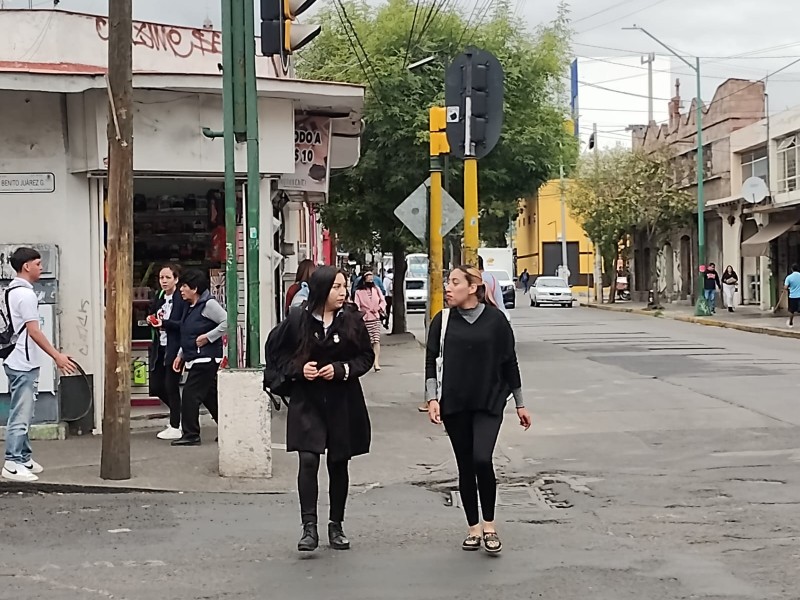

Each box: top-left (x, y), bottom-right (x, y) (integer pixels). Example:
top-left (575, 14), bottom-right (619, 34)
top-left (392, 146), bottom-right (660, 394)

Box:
top-left (703, 270), bottom-right (721, 290)
top-left (269, 304), bottom-right (374, 461)
top-left (179, 291), bottom-right (226, 362)
top-left (148, 289), bottom-right (188, 370)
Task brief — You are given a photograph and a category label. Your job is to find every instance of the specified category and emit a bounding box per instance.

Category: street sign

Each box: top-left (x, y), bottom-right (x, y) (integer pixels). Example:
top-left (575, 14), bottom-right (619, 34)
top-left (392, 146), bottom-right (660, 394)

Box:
top-left (445, 47), bottom-right (504, 160)
top-left (394, 179), bottom-right (464, 243)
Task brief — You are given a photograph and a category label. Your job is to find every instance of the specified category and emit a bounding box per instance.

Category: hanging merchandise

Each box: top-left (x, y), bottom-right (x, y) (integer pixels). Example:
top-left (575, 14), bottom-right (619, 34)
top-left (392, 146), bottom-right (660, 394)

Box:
top-left (132, 358), bottom-right (148, 386)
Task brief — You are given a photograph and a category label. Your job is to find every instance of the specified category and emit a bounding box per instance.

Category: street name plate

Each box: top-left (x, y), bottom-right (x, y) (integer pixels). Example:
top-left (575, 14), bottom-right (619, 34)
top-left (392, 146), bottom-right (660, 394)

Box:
top-left (0, 173), bottom-right (55, 194)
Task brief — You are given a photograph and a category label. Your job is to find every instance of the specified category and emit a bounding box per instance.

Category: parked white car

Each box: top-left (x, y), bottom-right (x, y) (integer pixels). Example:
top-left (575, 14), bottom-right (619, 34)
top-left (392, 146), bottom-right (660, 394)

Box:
top-left (405, 277), bottom-right (428, 312)
top-left (530, 276), bottom-right (573, 308)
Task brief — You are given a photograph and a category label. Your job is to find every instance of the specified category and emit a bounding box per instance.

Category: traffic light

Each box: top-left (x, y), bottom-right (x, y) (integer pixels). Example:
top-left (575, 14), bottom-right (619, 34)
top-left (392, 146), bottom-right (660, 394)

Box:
top-left (260, 0), bottom-right (321, 62)
top-left (444, 47), bottom-right (504, 160)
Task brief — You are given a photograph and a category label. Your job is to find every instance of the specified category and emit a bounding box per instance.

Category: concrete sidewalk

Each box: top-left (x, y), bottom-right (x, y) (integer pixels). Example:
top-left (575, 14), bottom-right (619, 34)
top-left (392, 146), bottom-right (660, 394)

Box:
top-left (1, 336), bottom-right (443, 494)
top-left (581, 299), bottom-right (800, 340)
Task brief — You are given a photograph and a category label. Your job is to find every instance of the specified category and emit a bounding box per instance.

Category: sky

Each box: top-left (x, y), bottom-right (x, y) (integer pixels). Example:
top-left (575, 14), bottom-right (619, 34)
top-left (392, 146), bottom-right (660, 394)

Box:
top-left (5, 0), bottom-right (799, 119)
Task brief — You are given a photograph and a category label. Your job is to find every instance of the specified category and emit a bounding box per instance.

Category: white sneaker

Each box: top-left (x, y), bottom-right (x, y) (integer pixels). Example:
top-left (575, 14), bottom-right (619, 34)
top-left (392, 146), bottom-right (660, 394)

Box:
top-left (22, 459), bottom-right (43, 474)
top-left (2, 460), bottom-right (38, 482)
top-left (157, 426), bottom-right (183, 440)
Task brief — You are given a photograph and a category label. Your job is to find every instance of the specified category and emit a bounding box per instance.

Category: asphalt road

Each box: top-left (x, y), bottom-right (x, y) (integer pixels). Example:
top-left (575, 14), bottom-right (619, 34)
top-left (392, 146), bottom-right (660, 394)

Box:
top-left (3, 300), bottom-right (800, 599)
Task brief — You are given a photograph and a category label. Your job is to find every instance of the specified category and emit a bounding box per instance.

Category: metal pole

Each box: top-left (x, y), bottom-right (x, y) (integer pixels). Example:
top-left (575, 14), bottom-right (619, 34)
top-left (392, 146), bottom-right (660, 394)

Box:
top-left (643, 52), bottom-right (655, 123)
top-left (559, 163), bottom-right (568, 283)
top-left (695, 56), bottom-right (706, 313)
top-left (592, 123), bottom-right (603, 302)
top-left (243, 0), bottom-right (261, 366)
top-left (221, 0), bottom-right (239, 364)
top-left (463, 53), bottom-right (479, 265)
top-left (429, 109), bottom-right (445, 322)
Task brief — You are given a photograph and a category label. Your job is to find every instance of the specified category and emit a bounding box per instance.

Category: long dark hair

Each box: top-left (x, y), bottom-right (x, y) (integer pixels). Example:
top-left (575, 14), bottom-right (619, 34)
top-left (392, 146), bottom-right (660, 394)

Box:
top-left (294, 266), bottom-right (359, 368)
top-left (295, 259), bottom-right (316, 284)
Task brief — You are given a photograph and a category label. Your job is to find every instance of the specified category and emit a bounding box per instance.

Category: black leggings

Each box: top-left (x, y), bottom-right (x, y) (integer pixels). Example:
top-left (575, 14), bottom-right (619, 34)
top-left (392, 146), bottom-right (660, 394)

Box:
top-left (298, 452), bottom-right (350, 525)
top-left (443, 411), bottom-right (503, 527)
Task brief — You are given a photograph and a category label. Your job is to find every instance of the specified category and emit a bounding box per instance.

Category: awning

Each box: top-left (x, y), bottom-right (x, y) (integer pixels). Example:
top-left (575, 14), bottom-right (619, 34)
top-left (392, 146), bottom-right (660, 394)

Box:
top-left (741, 218), bottom-right (798, 257)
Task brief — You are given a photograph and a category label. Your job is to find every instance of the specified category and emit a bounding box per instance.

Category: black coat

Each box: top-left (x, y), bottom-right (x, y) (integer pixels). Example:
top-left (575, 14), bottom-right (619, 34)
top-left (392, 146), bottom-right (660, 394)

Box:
top-left (148, 290), bottom-right (188, 370)
top-left (270, 304), bottom-right (374, 461)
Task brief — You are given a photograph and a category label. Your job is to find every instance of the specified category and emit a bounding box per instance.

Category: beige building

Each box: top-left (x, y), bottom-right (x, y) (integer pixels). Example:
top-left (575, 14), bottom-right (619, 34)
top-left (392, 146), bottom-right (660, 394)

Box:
top-left (630, 78), bottom-right (765, 303)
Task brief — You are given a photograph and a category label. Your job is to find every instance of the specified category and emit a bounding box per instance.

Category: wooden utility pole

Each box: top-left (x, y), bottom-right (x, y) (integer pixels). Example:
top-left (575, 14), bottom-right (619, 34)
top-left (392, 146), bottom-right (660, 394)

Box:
top-left (101, 0), bottom-right (133, 480)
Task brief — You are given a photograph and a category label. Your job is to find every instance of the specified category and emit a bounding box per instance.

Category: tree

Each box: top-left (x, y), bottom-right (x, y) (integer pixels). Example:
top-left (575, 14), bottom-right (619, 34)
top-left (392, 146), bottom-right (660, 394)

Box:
top-left (567, 147), bottom-right (693, 306)
top-left (297, 0), bottom-right (576, 331)
top-left (567, 148), bottom-right (637, 302)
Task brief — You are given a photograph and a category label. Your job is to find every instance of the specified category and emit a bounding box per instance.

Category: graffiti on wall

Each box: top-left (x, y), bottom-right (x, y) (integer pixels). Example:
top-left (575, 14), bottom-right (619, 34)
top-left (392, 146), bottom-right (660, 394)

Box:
top-left (95, 17), bottom-right (222, 60)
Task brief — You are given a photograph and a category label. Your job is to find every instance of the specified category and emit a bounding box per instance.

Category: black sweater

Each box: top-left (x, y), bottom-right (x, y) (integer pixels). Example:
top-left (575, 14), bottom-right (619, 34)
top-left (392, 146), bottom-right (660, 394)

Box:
top-left (425, 305), bottom-right (522, 417)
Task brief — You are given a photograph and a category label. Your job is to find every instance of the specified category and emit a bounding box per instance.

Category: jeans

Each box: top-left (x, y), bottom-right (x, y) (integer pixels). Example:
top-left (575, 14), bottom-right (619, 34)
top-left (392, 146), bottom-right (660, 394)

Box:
top-left (704, 289), bottom-right (717, 312)
top-left (3, 365), bottom-right (39, 464)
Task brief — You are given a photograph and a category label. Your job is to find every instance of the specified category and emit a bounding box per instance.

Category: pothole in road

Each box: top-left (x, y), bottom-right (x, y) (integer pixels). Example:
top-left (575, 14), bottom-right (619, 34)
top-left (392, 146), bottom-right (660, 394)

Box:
top-left (443, 473), bottom-right (595, 511)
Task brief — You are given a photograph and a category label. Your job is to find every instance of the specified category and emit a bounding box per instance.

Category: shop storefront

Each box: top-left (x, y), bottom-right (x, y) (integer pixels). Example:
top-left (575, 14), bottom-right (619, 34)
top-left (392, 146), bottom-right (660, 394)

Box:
top-left (0, 9), bottom-right (363, 429)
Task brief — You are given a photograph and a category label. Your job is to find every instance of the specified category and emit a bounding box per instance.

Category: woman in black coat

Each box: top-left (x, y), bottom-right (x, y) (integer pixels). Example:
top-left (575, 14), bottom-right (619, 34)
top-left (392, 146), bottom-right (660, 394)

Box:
top-left (269, 266), bottom-right (374, 552)
top-left (147, 264), bottom-right (187, 440)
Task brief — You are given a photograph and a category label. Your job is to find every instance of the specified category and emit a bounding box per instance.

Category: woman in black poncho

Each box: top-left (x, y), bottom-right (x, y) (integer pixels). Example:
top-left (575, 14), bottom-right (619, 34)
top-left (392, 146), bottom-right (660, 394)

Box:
top-left (268, 266), bottom-right (374, 552)
top-left (425, 265), bottom-right (532, 554)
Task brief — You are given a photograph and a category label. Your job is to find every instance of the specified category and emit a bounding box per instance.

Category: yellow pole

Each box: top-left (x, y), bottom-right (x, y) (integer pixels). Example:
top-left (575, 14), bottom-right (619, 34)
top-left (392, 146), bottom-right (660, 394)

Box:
top-left (429, 107), bottom-right (448, 320)
top-left (463, 157), bottom-right (479, 265)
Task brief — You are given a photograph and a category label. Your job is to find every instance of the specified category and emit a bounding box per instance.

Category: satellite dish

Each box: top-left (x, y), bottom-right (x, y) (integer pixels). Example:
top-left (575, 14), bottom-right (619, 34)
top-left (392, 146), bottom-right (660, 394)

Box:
top-left (741, 177), bottom-right (769, 204)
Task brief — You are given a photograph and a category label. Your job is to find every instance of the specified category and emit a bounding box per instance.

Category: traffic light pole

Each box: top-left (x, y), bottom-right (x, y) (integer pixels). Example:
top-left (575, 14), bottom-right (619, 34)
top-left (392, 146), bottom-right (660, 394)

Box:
top-left (429, 108), bottom-right (447, 322)
top-left (463, 57), bottom-right (479, 266)
top-left (243, 0), bottom-right (261, 366)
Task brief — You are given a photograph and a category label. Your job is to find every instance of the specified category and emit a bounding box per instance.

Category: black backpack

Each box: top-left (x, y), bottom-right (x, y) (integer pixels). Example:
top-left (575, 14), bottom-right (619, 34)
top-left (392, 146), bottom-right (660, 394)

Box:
top-left (262, 307), bottom-right (304, 410)
top-left (0, 286), bottom-right (27, 361)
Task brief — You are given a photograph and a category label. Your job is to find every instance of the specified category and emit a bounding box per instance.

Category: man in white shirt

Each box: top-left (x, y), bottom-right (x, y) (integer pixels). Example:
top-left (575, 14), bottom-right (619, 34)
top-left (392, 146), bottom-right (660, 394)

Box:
top-left (2, 247), bottom-right (76, 482)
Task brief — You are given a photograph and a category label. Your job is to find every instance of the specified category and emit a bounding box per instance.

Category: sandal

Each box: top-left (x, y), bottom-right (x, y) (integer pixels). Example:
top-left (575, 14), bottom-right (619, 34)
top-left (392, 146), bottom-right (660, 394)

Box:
top-left (462, 535), bottom-right (482, 551)
top-left (483, 531), bottom-right (502, 554)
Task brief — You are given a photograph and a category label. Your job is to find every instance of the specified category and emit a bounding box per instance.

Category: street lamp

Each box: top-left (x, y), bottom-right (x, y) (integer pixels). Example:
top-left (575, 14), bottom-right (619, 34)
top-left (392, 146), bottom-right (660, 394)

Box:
top-left (623, 25), bottom-right (706, 315)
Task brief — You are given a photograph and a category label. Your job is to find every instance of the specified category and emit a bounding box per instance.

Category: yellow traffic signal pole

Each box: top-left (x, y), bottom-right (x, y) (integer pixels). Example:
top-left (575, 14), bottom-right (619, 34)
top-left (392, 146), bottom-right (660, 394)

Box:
top-left (429, 107), bottom-right (448, 321)
top-left (462, 67), bottom-right (479, 266)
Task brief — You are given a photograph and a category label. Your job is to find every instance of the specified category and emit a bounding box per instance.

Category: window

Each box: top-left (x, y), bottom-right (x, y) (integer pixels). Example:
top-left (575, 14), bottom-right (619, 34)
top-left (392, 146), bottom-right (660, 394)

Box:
top-left (778, 135), bottom-right (798, 193)
top-left (740, 146), bottom-right (768, 183)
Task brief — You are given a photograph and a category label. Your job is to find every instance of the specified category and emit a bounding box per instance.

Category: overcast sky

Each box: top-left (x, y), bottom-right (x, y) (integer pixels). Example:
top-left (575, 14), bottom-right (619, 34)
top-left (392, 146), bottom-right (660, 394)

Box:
top-left (7, 0), bottom-right (799, 112)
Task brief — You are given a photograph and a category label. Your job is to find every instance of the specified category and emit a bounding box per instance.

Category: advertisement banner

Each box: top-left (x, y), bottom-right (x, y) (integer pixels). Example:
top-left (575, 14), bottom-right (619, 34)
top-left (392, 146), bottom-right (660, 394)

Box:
top-left (279, 116), bottom-right (332, 196)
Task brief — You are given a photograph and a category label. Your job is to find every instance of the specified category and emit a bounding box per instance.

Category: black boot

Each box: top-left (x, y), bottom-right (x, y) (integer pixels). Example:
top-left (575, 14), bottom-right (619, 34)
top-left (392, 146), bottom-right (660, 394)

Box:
top-left (328, 522), bottom-right (350, 550)
top-left (171, 435), bottom-right (201, 446)
top-left (297, 523), bottom-right (319, 552)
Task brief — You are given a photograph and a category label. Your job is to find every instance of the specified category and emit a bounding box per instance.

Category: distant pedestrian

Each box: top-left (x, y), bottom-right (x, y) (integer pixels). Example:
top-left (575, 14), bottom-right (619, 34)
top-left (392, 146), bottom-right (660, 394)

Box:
top-left (703, 263), bottom-right (721, 314)
top-left (721, 265), bottom-right (739, 313)
top-left (267, 266), bottom-right (374, 552)
top-left (425, 265), bottom-right (532, 554)
top-left (171, 269), bottom-right (225, 446)
top-left (147, 264), bottom-right (187, 441)
top-left (382, 268), bottom-right (394, 329)
top-left (478, 256), bottom-right (509, 321)
top-left (520, 269), bottom-right (530, 294)
top-left (785, 264), bottom-right (800, 328)
top-left (285, 259), bottom-right (316, 314)
top-left (1, 247), bottom-right (76, 482)
top-left (354, 270), bottom-right (386, 372)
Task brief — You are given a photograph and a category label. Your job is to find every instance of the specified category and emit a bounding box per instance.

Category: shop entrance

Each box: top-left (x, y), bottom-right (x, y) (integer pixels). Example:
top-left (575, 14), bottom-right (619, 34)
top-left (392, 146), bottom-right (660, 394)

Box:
top-left (103, 178), bottom-right (239, 409)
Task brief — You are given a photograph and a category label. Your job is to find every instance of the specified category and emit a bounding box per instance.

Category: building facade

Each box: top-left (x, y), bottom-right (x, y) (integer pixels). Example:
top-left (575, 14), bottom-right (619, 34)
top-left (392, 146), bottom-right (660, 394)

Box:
top-left (0, 9), bottom-right (363, 429)
top-left (515, 180), bottom-right (597, 293)
top-left (630, 78), bottom-right (766, 303)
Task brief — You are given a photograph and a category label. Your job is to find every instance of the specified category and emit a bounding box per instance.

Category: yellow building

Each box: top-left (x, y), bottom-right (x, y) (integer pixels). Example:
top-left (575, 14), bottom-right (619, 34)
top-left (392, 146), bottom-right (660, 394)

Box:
top-left (514, 179), bottom-right (597, 294)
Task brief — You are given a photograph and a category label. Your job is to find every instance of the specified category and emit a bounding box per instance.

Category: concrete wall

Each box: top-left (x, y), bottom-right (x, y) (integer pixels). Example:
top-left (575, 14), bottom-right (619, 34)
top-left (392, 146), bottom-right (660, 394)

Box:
top-left (0, 90), bottom-right (98, 416)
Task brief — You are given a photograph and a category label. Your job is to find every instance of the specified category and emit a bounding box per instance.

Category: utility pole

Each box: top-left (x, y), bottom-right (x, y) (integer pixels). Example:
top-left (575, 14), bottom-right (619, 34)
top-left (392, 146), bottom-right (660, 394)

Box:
top-left (592, 122), bottom-right (603, 302)
top-left (642, 52), bottom-right (655, 123)
top-left (559, 163), bottom-right (569, 284)
top-left (101, 0), bottom-right (133, 480)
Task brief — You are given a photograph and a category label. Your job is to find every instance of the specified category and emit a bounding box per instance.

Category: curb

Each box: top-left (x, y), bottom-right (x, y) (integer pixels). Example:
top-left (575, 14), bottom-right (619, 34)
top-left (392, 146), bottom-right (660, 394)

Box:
top-left (581, 302), bottom-right (800, 341)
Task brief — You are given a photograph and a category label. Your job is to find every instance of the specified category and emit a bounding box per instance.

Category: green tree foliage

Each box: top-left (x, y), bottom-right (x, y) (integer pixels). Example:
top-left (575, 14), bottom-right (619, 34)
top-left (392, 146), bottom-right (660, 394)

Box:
top-left (567, 147), bottom-right (693, 305)
top-left (296, 0), bottom-right (576, 329)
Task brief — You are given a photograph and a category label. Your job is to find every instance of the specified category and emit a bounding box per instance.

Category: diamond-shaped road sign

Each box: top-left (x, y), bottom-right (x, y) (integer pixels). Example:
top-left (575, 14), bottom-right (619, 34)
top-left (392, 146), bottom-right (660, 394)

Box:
top-left (394, 178), bottom-right (464, 243)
